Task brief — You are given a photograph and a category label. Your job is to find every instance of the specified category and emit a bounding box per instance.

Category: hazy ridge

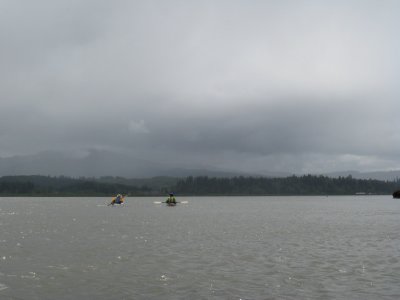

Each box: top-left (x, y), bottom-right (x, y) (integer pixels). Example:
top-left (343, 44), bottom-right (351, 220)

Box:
top-left (1, 151), bottom-right (400, 181)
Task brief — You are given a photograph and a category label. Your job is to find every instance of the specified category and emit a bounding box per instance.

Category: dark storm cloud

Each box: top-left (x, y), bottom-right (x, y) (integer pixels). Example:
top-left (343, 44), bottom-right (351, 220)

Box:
top-left (1, 0), bottom-right (400, 173)
top-left (133, 97), bottom-right (396, 156)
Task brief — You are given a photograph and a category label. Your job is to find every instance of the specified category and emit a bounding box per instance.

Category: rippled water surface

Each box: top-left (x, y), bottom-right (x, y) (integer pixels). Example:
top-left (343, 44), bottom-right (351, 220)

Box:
top-left (0, 196), bottom-right (399, 299)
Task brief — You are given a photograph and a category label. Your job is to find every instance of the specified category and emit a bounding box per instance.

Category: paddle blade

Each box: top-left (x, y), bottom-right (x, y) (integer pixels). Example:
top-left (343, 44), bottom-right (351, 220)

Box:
top-left (180, 201), bottom-right (188, 204)
top-left (153, 201), bottom-right (163, 204)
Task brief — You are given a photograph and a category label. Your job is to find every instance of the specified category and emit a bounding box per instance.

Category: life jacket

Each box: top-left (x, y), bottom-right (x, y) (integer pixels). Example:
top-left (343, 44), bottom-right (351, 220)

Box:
top-left (166, 196), bottom-right (176, 203)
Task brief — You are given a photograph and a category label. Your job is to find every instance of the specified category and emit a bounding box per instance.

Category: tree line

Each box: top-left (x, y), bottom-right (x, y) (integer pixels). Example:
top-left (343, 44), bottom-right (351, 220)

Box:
top-left (0, 175), bottom-right (399, 196)
top-left (172, 175), bottom-right (400, 195)
top-left (0, 176), bottom-right (152, 196)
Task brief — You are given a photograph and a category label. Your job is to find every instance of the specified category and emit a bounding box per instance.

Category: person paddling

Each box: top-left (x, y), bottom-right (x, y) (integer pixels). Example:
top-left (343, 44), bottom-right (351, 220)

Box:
top-left (165, 193), bottom-right (177, 205)
top-left (109, 194), bottom-right (125, 206)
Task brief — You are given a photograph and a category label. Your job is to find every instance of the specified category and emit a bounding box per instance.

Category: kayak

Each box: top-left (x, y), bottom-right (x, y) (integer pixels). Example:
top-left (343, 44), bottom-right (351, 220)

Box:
top-left (166, 202), bottom-right (176, 207)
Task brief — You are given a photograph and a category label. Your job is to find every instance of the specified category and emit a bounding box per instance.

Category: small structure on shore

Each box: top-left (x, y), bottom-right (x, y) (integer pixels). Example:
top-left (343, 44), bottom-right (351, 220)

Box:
top-left (393, 190), bottom-right (400, 198)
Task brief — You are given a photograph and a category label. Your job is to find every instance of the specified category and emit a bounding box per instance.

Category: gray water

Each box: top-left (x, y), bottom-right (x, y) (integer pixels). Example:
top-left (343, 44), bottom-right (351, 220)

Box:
top-left (0, 196), bottom-right (399, 300)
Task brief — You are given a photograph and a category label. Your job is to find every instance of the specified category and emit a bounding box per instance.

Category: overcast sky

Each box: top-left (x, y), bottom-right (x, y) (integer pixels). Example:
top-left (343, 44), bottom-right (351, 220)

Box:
top-left (1, 0), bottom-right (400, 174)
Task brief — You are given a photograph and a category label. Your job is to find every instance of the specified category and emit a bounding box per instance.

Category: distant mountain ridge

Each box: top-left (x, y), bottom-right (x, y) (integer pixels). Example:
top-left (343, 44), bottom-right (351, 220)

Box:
top-left (1, 151), bottom-right (400, 181)
top-left (0, 150), bottom-right (252, 178)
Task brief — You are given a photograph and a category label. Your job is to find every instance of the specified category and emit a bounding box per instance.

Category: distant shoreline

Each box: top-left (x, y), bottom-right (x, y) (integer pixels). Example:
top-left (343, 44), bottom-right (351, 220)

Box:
top-left (1, 175), bottom-right (399, 197)
top-left (0, 194), bottom-right (393, 197)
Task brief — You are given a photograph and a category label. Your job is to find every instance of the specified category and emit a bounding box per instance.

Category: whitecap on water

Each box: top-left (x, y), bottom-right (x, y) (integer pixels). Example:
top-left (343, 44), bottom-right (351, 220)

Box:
top-left (0, 283), bottom-right (8, 291)
top-left (47, 265), bottom-right (69, 270)
top-left (160, 275), bottom-right (169, 281)
top-left (21, 272), bottom-right (37, 279)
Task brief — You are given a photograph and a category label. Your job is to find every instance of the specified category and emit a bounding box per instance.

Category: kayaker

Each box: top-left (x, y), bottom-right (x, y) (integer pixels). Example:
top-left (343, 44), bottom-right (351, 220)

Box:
top-left (165, 193), bottom-right (176, 205)
top-left (109, 194), bottom-right (125, 206)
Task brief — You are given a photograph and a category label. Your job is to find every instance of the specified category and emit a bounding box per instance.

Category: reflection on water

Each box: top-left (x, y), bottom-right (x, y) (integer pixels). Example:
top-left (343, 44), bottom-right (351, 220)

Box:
top-left (0, 196), bottom-right (399, 299)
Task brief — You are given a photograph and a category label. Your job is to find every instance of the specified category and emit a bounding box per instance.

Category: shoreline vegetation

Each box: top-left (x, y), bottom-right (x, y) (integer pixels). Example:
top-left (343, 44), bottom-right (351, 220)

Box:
top-left (0, 175), bottom-right (400, 197)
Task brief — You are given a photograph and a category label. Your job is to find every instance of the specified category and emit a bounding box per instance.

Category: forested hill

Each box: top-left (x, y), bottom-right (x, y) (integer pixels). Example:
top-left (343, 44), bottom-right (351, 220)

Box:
top-left (0, 175), bottom-right (154, 196)
top-left (0, 175), bottom-right (399, 196)
top-left (173, 175), bottom-right (400, 195)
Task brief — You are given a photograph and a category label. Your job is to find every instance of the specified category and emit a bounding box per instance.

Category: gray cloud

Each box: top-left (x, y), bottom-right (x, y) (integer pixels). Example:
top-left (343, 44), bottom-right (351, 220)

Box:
top-left (1, 0), bottom-right (400, 174)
